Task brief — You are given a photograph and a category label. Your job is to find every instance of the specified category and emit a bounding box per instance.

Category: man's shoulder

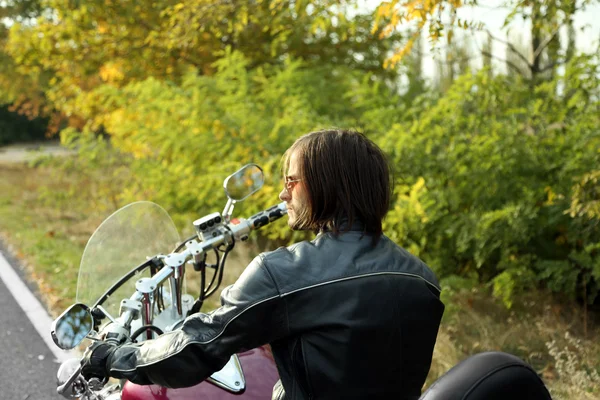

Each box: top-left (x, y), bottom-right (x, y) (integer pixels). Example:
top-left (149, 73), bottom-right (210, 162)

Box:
top-left (380, 235), bottom-right (441, 289)
top-left (258, 237), bottom-right (322, 265)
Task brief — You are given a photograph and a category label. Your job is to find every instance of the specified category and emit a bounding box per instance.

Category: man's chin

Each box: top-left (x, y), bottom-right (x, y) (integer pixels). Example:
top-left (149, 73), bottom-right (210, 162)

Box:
top-left (288, 218), bottom-right (304, 231)
top-left (288, 219), bottom-right (299, 230)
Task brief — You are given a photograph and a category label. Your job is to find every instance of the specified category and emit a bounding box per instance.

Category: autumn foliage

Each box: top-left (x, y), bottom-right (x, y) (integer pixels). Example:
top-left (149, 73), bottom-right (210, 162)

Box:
top-left (1, 0), bottom-right (599, 311)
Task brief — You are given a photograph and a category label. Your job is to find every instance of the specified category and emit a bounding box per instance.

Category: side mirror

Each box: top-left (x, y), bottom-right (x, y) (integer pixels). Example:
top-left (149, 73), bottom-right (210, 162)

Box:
top-left (51, 303), bottom-right (94, 350)
top-left (223, 164), bottom-right (264, 201)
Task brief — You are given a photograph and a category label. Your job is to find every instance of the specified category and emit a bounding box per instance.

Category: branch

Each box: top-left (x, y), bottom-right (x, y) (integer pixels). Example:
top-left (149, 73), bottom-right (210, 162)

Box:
top-left (481, 50), bottom-right (526, 76)
top-left (514, 0), bottom-right (582, 63)
top-left (468, 29), bottom-right (528, 77)
top-left (533, 25), bottom-right (563, 60)
top-left (484, 29), bottom-right (532, 68)
top-left (538, 59), bottom-right (565, 73)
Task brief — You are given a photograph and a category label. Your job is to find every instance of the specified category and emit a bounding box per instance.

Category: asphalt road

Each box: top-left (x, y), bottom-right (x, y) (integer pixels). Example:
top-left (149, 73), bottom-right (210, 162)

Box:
top-left (0, 141), bottom-right (73, 164)
top-left (0, 142), bottom-right (75, 398)
top-left (0, 245), bottom-right (64, 399)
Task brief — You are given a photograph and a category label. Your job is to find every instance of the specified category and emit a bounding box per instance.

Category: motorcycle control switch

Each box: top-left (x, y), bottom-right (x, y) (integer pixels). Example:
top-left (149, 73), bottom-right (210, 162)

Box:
top-left (194, 212), bottom-right (225, 241)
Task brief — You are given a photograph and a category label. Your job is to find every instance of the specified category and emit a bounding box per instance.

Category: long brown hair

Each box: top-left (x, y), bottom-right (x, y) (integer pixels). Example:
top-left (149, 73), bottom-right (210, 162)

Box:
top-left (282, 129), bottom-right (392, 242)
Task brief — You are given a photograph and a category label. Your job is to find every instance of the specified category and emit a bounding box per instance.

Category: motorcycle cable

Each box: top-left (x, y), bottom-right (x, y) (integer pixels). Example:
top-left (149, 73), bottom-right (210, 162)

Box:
top-left (174, 234), bottom-right (198, 253)
top-left (157, 282), bottom-right (165, 313)
top-left (176, 233), bottom-right (223, 307)
top-left (148, 258), bottom-right (167, 313)
top-left (188, 248), bottom-right (221, 316)
top-left (92, 257), bottom-right (162, 309)
top-left (130, 325), bottom-right (165, 342)
top-left (204, 238), bottom-right (235, 299)
top-left (203, 248), bottom-right (222, 296)
top-left (196, 252), bottom-right (209, 313)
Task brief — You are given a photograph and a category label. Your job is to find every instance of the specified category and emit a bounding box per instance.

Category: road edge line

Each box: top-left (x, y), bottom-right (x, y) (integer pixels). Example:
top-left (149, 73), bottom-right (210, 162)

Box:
top-left (0, 249), bottom-right (78, 363)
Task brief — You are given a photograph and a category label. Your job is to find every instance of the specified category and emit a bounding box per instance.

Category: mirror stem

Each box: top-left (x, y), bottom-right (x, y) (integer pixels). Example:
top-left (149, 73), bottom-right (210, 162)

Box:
top-left (222, 199), bottom-right (237, 223)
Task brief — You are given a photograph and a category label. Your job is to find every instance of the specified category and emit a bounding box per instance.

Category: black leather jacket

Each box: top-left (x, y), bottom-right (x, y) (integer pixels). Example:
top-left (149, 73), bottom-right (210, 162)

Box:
top-left (106, 229), bottom-right (444, 400)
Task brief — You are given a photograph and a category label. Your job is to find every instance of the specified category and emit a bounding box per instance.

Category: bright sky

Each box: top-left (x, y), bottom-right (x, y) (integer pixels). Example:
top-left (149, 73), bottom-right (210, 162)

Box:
top-left (360, 0), bottom-right (600, 77)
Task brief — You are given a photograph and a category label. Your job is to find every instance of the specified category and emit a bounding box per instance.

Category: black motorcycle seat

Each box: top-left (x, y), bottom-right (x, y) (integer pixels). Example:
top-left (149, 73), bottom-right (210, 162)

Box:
top-left (419, 351), bottom-right (552, 400)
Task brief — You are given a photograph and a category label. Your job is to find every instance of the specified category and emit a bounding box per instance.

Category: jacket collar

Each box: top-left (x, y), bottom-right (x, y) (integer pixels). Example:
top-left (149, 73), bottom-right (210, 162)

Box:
top-left (318, 218), bottom-right (366, 235)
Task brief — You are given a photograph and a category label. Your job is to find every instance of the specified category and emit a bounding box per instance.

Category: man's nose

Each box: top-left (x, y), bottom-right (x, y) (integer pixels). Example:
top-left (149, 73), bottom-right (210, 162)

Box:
top-left (279, 187), bottom-right (290, 202)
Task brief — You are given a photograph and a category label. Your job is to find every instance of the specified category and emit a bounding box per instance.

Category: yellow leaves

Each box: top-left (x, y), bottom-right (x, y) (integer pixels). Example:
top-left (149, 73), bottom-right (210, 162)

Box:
top-left (103, 108), bottom-right (126, 131)
top-left (545, 186), bottom-right (557, 206)
top-left (212, 119), bottom-right (226, 140)
top-left (395, 177), bottom-right (430, 224)
top-left (99, 61), bottom-right (125, 83)
top-left (406, 0), bottom-right (435, 20)
top-left (384, 36), bottom-right (415, 69)
top-left (104, 108), bottom-right (150, 159)
top-left (374, 0), bottom-right (399, 21)
top-left (447, 28), bottom-right (454, 44)
top-left (97, 22), bottom-right (109, 34)
top-left (373, 0), bottom-right (400, 37)
top-left (555, 234), bottom-right (567, 245)
top-left (409, 177), bottom-right (429, 223)
top-left (568, 170), bottom-right (600, 219)
top-left (269, 0), bottom-right (286, 12)
top-left (374, 0), bottom-right (468, 68)
top-left (129, 142), bottom-right (154, 159)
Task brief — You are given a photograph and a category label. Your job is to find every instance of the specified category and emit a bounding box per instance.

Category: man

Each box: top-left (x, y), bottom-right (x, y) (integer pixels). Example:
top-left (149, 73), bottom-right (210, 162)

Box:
top-left (83, 129), bottom-right (444, 400)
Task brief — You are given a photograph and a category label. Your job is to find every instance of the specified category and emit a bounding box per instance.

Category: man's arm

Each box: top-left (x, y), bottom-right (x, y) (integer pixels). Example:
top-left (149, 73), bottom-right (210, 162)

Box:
top-left (104, 254), bottom-right (287, 388)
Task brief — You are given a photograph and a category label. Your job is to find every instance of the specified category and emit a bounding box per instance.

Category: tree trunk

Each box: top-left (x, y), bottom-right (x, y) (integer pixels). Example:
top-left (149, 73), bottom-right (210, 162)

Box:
top-left (530, 1), bottom-right (542, 81)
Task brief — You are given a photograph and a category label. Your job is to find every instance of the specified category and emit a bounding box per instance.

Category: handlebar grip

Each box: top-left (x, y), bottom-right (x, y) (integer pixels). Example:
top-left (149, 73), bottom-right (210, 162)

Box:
top-left (248, 202), bottom-right (287, 230)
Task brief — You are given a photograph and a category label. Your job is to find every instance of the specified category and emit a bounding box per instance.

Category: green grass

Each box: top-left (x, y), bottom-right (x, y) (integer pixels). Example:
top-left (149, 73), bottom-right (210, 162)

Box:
top-left (1, 159), bottom-right (599, 399)
top-left (0, 160), bottom-right (252, 313)
top-left (0, 162), bottom-right (94, 314)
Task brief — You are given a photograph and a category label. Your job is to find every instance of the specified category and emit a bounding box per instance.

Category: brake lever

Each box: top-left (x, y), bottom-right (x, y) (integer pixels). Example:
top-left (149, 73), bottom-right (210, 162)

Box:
top-left (57, 356), bottom-right (108, 397)
top-left (56, 362), bottom-right (83, 396)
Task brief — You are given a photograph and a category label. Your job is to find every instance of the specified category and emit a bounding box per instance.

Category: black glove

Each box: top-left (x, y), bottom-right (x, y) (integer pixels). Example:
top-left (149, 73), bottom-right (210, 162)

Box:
top-left (81, 341), bottom-right (117, 382)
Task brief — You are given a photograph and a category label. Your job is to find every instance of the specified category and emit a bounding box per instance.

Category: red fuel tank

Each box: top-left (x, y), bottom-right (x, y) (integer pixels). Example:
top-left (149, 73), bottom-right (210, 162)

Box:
top-left (122, 346), bottom-right (279, 400)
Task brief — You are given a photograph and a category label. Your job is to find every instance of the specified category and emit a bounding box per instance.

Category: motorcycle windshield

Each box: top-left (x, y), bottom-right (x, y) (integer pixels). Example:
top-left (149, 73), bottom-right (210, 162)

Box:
top-left (76, 201), bottom-right (181, 317)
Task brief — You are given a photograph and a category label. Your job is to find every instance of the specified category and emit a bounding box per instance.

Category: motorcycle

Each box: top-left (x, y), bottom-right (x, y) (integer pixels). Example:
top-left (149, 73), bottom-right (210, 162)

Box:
top-left (51, 163), bottom-right (283, 399)
top-left (50, 162), bottom-right (553, 400)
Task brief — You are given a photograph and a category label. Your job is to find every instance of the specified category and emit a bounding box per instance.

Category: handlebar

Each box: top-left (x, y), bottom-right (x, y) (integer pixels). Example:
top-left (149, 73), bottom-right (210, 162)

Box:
top-left (248, 202), bottom-right (288, 229)
top-left (91, 202), bottom-right (287, 310)
top-left (227, 202), bottom-right (287, 239)
top-left (56, 202), bottom-right (288, 398)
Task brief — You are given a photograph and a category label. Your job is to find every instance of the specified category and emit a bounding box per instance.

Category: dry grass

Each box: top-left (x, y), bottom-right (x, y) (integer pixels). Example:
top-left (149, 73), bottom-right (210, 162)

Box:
top-left (545, 331), bottom-right (600, 399)
top-left (425, 288), bottom-right (600, 399)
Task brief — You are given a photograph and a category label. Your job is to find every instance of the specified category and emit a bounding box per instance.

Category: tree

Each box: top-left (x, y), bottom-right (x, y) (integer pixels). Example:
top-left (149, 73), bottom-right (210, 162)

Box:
top-left (500, 0), bottom-right (588, 83)
top-left (432, 32), bottom-right (472, 92)
top-left (374, 0), bottom-right (598, 81)
top-left (373, 0), bottom-right (478, 68)
top-left (2, 0), bottom-right (403, 134)
top-left (0, 0), bottom-right (46, 112)
top-left (404, 32), bottom-right (427, 98)
top-left (0, 0), bottom-right (52, 142)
